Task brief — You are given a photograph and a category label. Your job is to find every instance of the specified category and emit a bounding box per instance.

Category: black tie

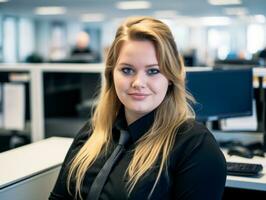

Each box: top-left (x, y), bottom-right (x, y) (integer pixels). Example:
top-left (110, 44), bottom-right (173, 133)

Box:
top-left (87, 130), bottom-right (130, 200)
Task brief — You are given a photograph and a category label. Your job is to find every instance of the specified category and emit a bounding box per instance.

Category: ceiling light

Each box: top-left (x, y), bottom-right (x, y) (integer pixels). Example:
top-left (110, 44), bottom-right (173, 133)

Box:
top-left (35, 7), bottom-right (66, 15)
top-left (0, 0), bottom-right (9, 3)
top-left (116, 1), bottom-right (151, 10)
top-left (224, 7), bottom-right (248, 15)
top-left (208, 0), bottom-right (242, 5)
top-left (153, 10), bottom-right (178, 19)
top-left (81, 13), bottom-right (105, 22)
top-left (201, 16), bottom-right (231, 26)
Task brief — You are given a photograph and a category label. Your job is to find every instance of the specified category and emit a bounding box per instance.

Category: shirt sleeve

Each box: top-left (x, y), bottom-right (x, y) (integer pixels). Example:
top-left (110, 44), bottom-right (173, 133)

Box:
top-left (49, 121), bottom-right (91, 200)
top-left (173, 130), bottom-right (227, 200)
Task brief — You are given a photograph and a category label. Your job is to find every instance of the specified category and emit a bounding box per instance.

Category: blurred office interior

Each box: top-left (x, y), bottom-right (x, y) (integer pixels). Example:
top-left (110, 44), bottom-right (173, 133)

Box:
top-left (1, 1), bottom-right (266, 198)
top-left (0, 0), bottom-right (265, 65)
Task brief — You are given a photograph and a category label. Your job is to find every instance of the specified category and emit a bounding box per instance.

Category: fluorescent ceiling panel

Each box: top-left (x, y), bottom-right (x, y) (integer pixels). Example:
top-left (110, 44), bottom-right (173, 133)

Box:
top-left (81, 13), bottom-right (105, 22)
top-left (35, 7), bottom-right (66, 15)
top-left (208, 0), bottom-right (242, 6)
top-left (116, 1), bottom-right (151, 10)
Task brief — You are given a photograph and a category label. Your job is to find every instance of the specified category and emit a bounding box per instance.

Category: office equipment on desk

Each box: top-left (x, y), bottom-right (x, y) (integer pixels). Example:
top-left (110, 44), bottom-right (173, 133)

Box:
top-left (214, 59), bottom-right (260, 69)
top-left (227, 162), bottom-right (263, 177)
top-left (253, 149), bottom-right (265, 157)
top-left (223, 150), bottom-right (266, 191)
top-left (0, 137), bottom-right (73, 200)
top-left (3, 83), bottom-right (25, 131)
top-left (185, 68), bottom-right (266, 152)
top-left (186, 68), bottom-right (253, 122)
top-left (227, 146), bottom-right (254, 159)
top-left (220, 100), bottom-right (258, 132)
top-left (219, 136), bottom-right (265, 158)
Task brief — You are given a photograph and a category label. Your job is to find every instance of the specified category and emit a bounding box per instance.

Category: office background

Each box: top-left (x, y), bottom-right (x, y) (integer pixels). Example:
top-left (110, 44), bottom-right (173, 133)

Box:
top-left (0, 0), bottom-right (266, 199)
top-left (0, 0), bottom-right (266, 64)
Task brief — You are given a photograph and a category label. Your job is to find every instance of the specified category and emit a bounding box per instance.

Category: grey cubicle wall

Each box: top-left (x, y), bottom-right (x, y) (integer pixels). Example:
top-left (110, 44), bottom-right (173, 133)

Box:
top-left (0, 167), bottom-right (60, 200)
top-left (0, 137), bottom-right (73, 200)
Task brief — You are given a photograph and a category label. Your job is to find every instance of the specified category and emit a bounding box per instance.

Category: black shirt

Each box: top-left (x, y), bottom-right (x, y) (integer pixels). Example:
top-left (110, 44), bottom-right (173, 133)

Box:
top-left (49, 111), bottom-right (226, 200)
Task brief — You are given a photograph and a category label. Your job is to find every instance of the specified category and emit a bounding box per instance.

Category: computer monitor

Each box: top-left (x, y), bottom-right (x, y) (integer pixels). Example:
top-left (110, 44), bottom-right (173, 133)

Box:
top-left (44, 72), bottom-right (101, 118)
top-left (186, 68), bottom-right (253, 122)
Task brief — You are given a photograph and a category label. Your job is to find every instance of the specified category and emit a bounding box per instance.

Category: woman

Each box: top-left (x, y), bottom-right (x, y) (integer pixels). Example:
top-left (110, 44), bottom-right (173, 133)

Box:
top-left (50, 16), bottom-right (226, 200)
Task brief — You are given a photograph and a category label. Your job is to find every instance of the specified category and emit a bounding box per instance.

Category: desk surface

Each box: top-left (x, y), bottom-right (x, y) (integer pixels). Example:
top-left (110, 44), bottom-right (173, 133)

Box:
top-left (212, 131), bottom-right (266, 191)
top-left (224, 149), bottom-right (266, 191)
top-left (0, 137), bottom-right (73, 189)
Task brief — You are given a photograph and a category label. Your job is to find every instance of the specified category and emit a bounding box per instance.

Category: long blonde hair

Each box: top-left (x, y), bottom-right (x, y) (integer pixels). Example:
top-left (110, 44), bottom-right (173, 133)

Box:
top-left (67, 16), bottom-right (195, 199)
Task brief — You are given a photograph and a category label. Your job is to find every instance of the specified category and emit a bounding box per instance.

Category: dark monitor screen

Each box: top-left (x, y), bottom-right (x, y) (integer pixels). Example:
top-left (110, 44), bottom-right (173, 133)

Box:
top-left (186, 68), bottom-right (253, 121)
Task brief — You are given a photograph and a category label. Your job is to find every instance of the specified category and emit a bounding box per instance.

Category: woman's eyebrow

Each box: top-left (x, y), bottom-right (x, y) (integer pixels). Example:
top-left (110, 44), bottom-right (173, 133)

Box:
top-left (145, 64), bottom-right (159, 68)
top-left (118, 62), bottom-right (133, 67)
top-left (117, 63), bottom-right (159, 68)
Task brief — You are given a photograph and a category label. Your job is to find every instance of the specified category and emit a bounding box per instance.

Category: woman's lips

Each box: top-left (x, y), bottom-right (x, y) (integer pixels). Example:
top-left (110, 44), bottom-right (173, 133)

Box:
top-left (128, 93), bottom-right (149, 100)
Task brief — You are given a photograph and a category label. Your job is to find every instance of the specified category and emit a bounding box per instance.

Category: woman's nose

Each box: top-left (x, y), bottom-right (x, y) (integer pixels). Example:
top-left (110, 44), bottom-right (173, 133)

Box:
top-left (131, 73), bottom-right (146, 89)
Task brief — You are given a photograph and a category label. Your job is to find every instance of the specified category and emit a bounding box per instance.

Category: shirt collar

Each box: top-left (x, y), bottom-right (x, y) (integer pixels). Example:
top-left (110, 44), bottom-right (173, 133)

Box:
top-left (114, 107), bottom-right (156, 144)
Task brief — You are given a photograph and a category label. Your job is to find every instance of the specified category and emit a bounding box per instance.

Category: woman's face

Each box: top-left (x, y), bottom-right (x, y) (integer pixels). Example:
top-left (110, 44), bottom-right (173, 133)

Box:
top-left (113, 40), bottom-right (170, 124)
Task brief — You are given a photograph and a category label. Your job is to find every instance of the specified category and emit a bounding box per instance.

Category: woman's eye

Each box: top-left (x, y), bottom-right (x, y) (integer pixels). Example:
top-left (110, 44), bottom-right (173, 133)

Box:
top-left (121, 67), bottom-right (134, 75)
top-left (147, 68), bottom-right (160, 75)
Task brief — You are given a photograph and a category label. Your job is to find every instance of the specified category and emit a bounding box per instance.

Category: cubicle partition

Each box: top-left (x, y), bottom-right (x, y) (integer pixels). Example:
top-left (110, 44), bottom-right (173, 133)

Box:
top-left (0, 63), bottom-right (104, 143)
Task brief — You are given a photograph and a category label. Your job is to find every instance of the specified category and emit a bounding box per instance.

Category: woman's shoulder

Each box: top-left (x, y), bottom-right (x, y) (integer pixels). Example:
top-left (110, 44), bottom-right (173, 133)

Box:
top-left (171, 118), bottom-right (224, 163)
top-left (56, 120), bottom-right (92, 177)
top-left (71, 120), bottom-right (92, 148)
top-left (170, 119), bottom-right (226, 198)
top-left (177, 118), bottom-right (210, 138)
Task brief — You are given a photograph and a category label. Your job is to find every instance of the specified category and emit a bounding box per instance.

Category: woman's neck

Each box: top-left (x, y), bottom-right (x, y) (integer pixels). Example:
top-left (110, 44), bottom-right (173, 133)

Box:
top-left (125, 109), bottom-right (146, 125)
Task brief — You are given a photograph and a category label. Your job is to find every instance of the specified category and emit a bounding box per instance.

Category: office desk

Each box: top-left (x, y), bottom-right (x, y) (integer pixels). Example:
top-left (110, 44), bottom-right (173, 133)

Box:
top-left (223, 150), bottom-right (266, 191)
top-left (212, 131), bottom-right (266, 191)
top-left (0, 137), bottom-right (73, 200)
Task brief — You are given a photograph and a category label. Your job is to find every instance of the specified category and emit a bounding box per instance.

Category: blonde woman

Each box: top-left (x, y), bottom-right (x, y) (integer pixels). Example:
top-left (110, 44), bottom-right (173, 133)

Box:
top-left (50, 16), bottom-right (226, 200)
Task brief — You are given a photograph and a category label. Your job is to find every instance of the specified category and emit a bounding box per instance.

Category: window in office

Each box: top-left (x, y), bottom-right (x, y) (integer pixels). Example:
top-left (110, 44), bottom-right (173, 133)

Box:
top-left (49, 22), bottom-right (67, 61)
top-left (171, 26), bottom-right (190, 51)
top-left (247, 24), bottom-right (264, 54)
top-left (3, 16), bottom-right (18, 62)
top-left (18, 18), bottom-right (35, 62)
top-left (0, 16), bottom-right (3, 62)
top-left (208, 28), bottom-right (230, 60)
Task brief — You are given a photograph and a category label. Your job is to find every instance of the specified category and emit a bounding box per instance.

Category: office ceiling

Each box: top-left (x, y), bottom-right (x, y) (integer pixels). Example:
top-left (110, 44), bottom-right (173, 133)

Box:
top-left (1, 0), bottom-right (266, 21)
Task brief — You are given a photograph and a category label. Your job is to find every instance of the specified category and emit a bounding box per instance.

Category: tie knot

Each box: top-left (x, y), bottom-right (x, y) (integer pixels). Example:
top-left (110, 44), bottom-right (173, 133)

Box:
top-left (119, 130), bottom-right (130, 146)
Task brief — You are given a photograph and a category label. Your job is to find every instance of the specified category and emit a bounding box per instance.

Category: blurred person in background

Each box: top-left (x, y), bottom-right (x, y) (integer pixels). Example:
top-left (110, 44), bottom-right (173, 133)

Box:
top-left (70, 31), bottom-right (100, 63)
